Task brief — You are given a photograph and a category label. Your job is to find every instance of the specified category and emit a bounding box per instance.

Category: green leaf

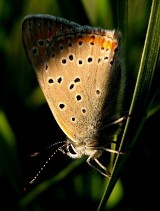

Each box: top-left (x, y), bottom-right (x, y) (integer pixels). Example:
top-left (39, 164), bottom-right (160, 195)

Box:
top-left (98, 0), bottom-right (160, 210)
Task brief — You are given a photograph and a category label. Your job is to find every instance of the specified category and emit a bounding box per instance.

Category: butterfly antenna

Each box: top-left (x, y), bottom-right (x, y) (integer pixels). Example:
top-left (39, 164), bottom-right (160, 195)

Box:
top-left (30, 141), bottom-right (66, 157)
top-left (29, 142), bottom-right (67, 184)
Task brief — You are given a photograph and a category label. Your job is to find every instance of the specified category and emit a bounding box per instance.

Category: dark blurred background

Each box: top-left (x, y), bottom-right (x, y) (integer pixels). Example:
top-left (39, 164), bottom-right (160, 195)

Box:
top-left (1, 0), bottom-right (160, 210)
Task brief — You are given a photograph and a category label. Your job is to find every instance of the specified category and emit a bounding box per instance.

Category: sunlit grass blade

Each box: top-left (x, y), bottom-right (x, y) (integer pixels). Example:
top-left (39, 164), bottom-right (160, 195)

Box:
top-left (98, 0), bottom-right (160, 210)
top-left (0, 110), bottom-right (22, 196)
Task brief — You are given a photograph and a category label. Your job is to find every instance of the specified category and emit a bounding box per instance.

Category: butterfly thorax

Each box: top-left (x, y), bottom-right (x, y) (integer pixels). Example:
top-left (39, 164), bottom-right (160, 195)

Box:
top-left (66, 137), bottom-right (104, 159)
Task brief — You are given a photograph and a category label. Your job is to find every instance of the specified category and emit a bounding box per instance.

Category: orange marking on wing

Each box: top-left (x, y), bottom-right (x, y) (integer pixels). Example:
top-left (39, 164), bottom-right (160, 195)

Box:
top-left (100, 38), bottom-right (118, 50)
top-left (78, 36), bottom-right (118, 50)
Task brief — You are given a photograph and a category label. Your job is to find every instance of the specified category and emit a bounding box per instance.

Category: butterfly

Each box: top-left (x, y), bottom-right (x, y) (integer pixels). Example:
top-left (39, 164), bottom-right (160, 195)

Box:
top-left (22, 14), bottom-right (125, 180)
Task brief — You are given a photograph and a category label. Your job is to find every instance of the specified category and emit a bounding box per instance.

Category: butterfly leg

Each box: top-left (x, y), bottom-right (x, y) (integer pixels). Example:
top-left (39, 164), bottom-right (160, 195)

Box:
top-left (103, 147), bottom-right (124, 154)
top-left (86, 151), bottom-right (111, 177)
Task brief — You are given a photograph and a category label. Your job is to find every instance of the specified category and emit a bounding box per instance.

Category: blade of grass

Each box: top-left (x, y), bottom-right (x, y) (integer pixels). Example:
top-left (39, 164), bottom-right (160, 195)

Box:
top-left (98, 0), bottom-right (160, 210)
top-left (0, 110), bottom-right (22, 196)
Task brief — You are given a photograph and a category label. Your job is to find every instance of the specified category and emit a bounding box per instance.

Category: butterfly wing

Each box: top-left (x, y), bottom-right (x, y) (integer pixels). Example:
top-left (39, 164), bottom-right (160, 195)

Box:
top-left (22, 15), bottom-right (122, 145)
